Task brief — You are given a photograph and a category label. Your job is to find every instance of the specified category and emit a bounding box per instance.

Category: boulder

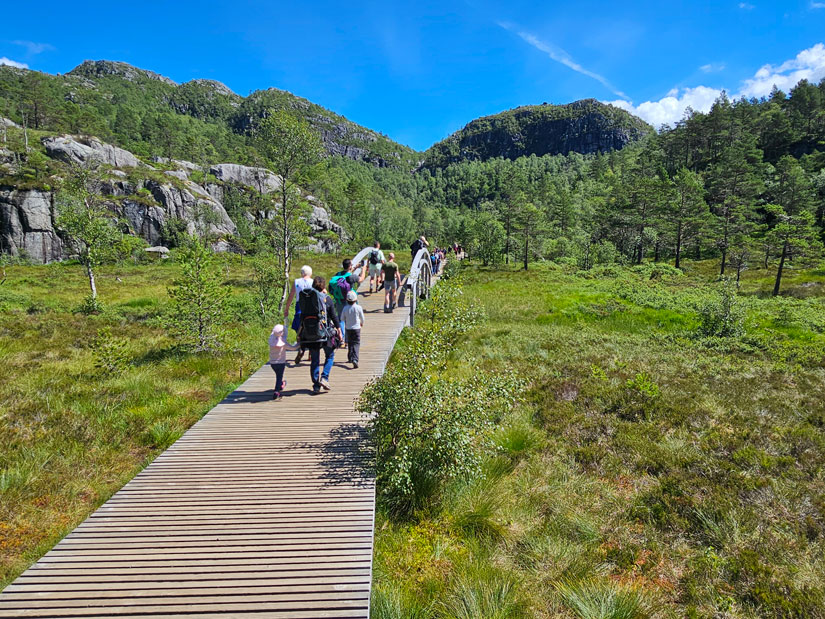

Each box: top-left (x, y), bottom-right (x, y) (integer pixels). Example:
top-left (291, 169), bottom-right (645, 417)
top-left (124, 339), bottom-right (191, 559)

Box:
top-left (42, 135), bottom-right (143, 168)
top-left (1, 118), bottom-right (21, 129)
top-left (210, 163), bottom-right (281, 193)
top-left (0, 188), bottom-right (64, 263)
top-left (144, 246), bottom-right (170, 259)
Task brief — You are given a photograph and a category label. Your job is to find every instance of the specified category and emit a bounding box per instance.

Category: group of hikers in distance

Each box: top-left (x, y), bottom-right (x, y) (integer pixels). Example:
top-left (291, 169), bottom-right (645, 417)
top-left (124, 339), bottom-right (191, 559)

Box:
top-left (268, 237), bottom-right (452, 399)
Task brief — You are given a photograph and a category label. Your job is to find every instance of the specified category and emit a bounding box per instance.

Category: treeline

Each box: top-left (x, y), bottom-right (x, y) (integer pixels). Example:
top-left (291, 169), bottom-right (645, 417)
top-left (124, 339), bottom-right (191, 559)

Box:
top-left (311, 80), bottom-right (825, 297)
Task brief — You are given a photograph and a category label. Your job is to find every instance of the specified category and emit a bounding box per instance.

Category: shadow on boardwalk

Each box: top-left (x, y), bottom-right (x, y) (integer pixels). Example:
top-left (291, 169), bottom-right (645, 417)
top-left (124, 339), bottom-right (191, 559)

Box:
top-left (292, 422), bottom-right (375, 489)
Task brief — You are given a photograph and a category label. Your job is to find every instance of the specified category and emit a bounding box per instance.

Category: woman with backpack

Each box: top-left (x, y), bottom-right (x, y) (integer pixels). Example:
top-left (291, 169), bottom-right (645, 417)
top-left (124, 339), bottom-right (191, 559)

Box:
top-left (298, 276), bottom-right (342, 394)
top-left (367, 241), bottom-right (385, 294)
top-left (283, 265), bottom-right (313, 364)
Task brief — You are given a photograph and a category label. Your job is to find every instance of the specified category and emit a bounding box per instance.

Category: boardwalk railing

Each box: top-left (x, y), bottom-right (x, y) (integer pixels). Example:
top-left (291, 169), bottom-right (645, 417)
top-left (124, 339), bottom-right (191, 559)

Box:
top-left (397, 248), bottom-right (433, 327)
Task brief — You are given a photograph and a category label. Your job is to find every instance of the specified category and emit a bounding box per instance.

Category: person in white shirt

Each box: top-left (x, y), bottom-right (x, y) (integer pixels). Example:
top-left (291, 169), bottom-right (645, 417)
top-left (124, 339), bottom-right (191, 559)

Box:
top-left (283, 265), bottom-right (313, 363)
top-left (340, 290), bottom-right (365, 368)
top-left (367, 241), bottom-right (386, 293)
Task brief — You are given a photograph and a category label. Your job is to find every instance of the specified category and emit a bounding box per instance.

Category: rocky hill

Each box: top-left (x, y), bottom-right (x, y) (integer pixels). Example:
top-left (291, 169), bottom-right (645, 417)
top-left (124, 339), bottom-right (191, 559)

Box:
top-left (0, 132), bottom-right (345, 263)
top-left (423, 99), bottom-right (652, 168)
top-left (0, 60), bottom-right (418, 169)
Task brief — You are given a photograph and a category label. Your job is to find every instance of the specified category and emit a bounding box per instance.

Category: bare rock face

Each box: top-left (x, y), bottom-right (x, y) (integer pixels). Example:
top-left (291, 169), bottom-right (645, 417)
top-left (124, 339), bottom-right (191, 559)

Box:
top-left (140, 180), bottom-right (236, 239)
top-left (0, 189), bottom-right (64, 263)
top-left (42, 135), bottom-right (142, 168)
top-left (210, 163), bottom-right (281, 194)
top-left (0, 137), bottom-right (345, 263)
top-left (305, 198), bottom-right (348, 252)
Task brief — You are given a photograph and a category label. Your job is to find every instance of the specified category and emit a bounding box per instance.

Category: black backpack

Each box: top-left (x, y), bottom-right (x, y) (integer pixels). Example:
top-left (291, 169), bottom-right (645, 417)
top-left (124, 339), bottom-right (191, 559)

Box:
top-left (369, 249), bottom-right (380, 265)
top-left (297, 288), bottom-right (328, 343)
top-left (410, 239), bottom-right (423, 255)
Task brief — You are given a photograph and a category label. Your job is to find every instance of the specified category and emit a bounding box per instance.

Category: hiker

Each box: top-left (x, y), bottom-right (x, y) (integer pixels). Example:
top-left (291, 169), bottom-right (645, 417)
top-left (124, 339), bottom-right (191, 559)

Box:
top-left (340, 290), bottom-right (365, 368)
top-left (283, 265), bottom-right (313, 364)
top-left (367, 241), bottom-right (385, 293)
top-left (410, 235), bottom-right (429, 261)
top-left (382, 252), bottom-right (401, 313)
top-left (268, 323), bottom-right (298, 400)
top-left (298, 276), bottom-right (342, 393)
top-left (329, 258), bottom-right (366, 343)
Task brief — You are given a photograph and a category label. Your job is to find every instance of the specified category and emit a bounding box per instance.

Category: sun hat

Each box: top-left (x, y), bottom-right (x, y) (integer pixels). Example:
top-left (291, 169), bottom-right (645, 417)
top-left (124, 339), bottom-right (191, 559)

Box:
top-left (346, 290), bottom-right (357, 302)
top-left (271, 323), bottom-right (287, 347)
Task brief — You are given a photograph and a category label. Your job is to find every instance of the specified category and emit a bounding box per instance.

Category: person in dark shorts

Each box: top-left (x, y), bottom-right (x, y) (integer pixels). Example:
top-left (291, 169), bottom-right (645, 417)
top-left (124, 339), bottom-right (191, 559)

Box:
top-left (382, 252), bottom-right (401, 313)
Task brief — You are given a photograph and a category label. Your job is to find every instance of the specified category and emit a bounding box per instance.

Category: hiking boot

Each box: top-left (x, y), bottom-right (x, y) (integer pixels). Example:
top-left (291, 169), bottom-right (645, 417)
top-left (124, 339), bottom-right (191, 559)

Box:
top-left (294, 350), bottom-right (304, 364)
top-left (353, 361), bottom-right (359, 369)
top-left (319, 377), bottom-right (331, 391)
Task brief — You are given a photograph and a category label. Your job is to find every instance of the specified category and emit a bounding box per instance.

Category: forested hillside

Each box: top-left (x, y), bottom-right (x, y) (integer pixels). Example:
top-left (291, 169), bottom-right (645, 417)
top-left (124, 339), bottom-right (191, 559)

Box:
top-left (422, 99), bottom-right (652, 168)
top-left (0, 60), bottom-right (417, 168)
top-left (1, 61), bottom-right (824, 285)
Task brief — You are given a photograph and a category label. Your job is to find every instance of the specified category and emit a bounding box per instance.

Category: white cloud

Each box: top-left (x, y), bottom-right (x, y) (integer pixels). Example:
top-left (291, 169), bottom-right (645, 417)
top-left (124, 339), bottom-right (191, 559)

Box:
top-left (739, 2), bottom-right (755, 9)
top-left (606, 42), bottom-right (825, 128)
top-left (607, 86), bottom-right (723, 128)
top-left (11, 40), bottom-right (54, 55)
top-left (740, 42), bottom-right (825, 97)
top-left (499, 21), bottom-right (628, 99)
top-left (810, 2), bottom-right (825, 8)
top-left (699, 62), bottom-right (726, 73)
top-left (0, 57), bottom-right (28, 69)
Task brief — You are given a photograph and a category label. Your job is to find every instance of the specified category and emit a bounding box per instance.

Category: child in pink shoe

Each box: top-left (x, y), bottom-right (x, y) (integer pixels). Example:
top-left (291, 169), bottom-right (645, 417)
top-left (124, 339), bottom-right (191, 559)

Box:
top-left (269, 324), bottom-right (298, 400)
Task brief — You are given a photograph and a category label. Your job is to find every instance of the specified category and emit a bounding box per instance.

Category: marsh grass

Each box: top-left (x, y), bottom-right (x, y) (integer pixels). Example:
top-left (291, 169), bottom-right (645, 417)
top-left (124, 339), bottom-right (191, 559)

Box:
top-left (371, 259), bottom-right (825, 618)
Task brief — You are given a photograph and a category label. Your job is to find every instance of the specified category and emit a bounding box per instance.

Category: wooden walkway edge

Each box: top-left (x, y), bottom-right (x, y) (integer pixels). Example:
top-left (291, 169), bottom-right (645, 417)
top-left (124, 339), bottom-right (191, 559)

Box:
top-left (0, 280), bottom-right (415, 618)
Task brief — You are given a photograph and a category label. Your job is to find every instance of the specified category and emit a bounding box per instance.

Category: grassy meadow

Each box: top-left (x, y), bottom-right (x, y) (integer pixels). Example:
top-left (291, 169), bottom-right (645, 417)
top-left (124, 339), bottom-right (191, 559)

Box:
top-left (0, 250), bottom-right (375, 588)
top-left (371, 259), bottom-right (825, 618)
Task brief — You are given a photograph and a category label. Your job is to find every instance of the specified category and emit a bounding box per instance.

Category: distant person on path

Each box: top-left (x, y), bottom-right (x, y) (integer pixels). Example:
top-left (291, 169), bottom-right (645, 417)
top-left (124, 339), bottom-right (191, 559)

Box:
top-left (268, 324), bottom-right (298, 400)
top-left (382, 252), bottom-right (401, 313)
top-left (299, 276), bottom-right (342, 394)
top-left (410, 235), bottom-right (429, 262)
top-left (340, 290), bottom-right (365, 368)
top-left (367, 241), bottom-right (386, 293)
top-left (329, 258), bottom-right (366, 344)
top-left (283, 265), bottom-right (313, 364)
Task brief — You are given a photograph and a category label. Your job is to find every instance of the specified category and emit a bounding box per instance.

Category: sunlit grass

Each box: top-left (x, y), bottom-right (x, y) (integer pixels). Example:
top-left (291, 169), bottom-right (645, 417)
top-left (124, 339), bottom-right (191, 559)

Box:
top-left (371, 258), bottom-right (825, 618)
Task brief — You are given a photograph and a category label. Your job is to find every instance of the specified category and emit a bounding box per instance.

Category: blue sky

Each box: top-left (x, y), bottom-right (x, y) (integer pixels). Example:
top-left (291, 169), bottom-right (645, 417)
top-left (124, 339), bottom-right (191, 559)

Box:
top-left (3, 1), bottom-right (825, 150)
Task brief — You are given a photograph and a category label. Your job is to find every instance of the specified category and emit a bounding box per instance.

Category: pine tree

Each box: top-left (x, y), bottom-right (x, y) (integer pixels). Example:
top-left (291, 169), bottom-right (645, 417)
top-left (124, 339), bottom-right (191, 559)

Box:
top-left (767, 156), bottom-right (823, 295)
top-left (660, 168), bottom-right (710, 269)
top-left (705, 138), bottom-right (764, 275)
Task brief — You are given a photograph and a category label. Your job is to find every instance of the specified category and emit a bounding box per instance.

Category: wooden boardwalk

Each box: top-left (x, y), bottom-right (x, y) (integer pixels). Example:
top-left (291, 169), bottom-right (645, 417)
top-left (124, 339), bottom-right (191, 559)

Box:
top-left (0, 282), bottom-right (413, 618)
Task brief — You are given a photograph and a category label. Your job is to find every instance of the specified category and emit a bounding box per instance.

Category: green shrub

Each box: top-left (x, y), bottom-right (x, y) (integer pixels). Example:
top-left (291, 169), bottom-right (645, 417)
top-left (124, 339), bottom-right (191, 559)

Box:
top-left (91, 327), bottom-right (130, 375)
top-left (608, 372), bottom-right (661, 422)
top-left (76, 293), bottom-right (104, 315)
top-left (697, 278), bottom-right (745, 338)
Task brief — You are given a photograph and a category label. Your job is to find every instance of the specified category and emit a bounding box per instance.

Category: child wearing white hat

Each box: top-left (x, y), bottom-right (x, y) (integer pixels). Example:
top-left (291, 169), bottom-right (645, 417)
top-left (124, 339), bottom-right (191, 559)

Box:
top-left (340, 290), bottom-right (365, 368)
top-left (268, 323), bottom-right (298, 400)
